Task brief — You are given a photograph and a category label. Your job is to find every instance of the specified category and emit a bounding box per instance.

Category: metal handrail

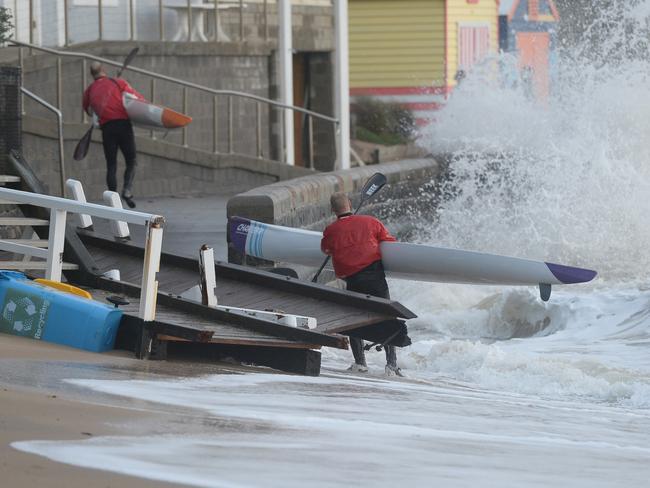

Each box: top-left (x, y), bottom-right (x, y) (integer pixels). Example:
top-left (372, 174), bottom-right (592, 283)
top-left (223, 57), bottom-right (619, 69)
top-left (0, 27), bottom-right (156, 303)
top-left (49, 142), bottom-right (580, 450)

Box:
top-left (20, 87), bottom-right (66, 198)
top-left (0, 187), bottom-right (164, 226)
top-left (10, 40), bottom-right (339, 124)
top-left (0, 186), bottom-right (164, 321)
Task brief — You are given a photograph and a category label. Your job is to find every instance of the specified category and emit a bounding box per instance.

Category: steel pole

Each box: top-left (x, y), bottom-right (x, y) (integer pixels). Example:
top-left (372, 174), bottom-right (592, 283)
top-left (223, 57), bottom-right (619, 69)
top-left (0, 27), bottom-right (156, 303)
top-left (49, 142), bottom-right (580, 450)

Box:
top-left (334, 0), bottom-right (350, 170)
top-left (278, 0), bottom-right (294, 165)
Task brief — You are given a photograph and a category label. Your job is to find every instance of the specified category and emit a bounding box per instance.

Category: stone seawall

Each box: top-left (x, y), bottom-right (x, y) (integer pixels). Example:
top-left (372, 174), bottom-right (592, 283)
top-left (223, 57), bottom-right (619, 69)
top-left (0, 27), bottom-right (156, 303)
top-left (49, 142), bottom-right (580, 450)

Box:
top-left (226, 158), bottom-right (440, 267)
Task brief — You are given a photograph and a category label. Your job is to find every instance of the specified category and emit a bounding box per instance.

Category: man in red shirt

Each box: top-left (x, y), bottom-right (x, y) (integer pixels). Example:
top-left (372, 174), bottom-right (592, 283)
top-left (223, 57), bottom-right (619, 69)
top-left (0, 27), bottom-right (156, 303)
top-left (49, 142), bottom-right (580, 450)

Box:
top-left (321, 191), bottom-right (403, 376)
top-left (82, 62), bottom-right (144, 208)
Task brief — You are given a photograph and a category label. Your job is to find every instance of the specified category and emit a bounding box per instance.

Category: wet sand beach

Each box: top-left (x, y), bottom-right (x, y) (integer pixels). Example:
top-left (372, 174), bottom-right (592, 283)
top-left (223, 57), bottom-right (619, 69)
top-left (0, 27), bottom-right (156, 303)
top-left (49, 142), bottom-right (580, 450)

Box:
top-left (0, 334), bottom-right (240, 488)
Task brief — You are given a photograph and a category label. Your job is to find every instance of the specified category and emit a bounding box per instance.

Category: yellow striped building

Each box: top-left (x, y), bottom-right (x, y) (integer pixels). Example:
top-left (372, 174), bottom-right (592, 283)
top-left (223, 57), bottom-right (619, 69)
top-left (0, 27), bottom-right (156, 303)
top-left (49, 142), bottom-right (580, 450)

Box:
top-left (349, 0), bottom-right (500, 123)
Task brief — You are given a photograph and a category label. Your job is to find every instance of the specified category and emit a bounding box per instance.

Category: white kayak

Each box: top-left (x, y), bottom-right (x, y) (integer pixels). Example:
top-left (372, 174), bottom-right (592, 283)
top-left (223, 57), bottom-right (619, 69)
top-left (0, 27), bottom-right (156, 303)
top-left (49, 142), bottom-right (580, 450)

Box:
top-left (229, 216), bottom-right (597, 293)
top-left (122, 92), bottom-right (192, 130)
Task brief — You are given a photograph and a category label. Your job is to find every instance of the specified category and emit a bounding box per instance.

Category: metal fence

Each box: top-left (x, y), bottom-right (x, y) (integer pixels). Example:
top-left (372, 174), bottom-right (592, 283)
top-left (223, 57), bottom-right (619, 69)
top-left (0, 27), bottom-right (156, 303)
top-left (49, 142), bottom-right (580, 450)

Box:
top-left (12, 40), bottom-right (339, 168)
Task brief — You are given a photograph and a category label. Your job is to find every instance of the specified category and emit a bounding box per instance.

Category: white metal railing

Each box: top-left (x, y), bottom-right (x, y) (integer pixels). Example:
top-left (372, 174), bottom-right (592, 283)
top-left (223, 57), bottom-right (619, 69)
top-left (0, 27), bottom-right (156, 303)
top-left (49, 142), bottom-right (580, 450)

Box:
top-left (12, 39), bottom-right (339, 168)
top-left (0, 186), bottom-right (164, 322)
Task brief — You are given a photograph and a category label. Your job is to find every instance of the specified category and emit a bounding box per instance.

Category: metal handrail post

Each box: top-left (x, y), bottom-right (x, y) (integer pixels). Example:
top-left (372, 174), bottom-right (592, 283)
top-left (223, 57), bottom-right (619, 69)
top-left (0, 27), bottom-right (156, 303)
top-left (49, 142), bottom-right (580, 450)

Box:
top-left (264, 0), bottom-right (268, 41)
top-left (308, 115), bottom-right (314, 169)
top-left (150, 78), bottom-right (156, 139)
top-left (21, 88), bottom-right (66, 197)
top-left (214, 0), bottom-right (219, 42)
top-left (64, 0), bottom-right (69, 46)
top-left (187, 0), bottom-right (192, 41)
top-left (129, 0), bottom-right (135, 41)
top-left (213, 95), bottom-right (218, 153)
top-left (18, 47), bottom-right (24, 115)
top-left (81, 58), bottom-right (88, 122)
top-left (56, 57), bottom-right (62, 110)
top-left (279, 108), bottom-right (285, 164)
top-left (28, 0), bottom-right (34, 47)
top-left (98, 0), bottom-right (103, 41)
top-left (159, 0), bottom-right (164, 40)
top-left (256, 102), bottom-right (262, 158)
top-left (182, 86), bottom-right (188, 146)
top-left (228, 96), bottom-right (233, 153)
top-left (239, 0), bottom-right (244, 41)
top-left (13, 0), bottom-right (18, 41)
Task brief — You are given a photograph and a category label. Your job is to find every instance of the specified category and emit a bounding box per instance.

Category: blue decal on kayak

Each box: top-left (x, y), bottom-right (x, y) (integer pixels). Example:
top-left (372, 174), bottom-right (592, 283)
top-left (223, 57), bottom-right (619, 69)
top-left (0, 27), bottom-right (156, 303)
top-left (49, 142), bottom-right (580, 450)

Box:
top-left (545, 262), bottom-right (597, 284)
top-left (256, 222), bottom-right (267, 257)
top-left (229, 216), bottom-right (250, 255)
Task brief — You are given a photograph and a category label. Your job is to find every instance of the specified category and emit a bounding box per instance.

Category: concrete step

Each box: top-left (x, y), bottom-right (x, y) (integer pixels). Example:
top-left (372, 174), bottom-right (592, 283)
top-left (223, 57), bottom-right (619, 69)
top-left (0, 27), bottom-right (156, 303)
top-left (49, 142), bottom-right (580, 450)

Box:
top-left (0, 239), bottom-right (49, 247)
top-left (0, 217), bottom-right (50, 226)
top-left (0, 261), bottom-right (79, 270)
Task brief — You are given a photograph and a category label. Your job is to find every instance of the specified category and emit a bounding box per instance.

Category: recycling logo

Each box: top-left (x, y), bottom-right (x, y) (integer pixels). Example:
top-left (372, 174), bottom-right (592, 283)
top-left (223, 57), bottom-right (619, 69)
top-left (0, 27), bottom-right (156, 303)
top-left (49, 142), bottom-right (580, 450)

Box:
top-left (0, 289), bottom-right (51, 339)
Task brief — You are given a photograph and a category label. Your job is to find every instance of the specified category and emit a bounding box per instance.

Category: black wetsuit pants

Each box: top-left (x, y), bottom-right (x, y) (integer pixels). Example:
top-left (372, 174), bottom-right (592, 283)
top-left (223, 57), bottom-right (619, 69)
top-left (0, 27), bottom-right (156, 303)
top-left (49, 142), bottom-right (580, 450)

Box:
top-left (344, 260), bottom-right (397, 368)
top-left (101, 119), bottom-right (137, 194)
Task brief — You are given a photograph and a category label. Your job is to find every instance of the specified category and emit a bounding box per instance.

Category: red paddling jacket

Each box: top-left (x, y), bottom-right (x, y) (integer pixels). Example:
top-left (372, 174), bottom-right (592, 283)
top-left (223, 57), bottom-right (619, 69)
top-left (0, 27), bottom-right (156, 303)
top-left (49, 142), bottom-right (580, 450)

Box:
top-left (82, 76), bottom-right (143, 126)
top-left (321, 214), bottom-right (396, 279)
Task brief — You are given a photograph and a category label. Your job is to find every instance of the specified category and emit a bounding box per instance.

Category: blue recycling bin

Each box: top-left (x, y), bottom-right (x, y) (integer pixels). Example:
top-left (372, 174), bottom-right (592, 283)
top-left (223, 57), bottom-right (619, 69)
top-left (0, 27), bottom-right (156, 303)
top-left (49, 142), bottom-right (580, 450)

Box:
top-left (0, 271), bottom-right (122, 352)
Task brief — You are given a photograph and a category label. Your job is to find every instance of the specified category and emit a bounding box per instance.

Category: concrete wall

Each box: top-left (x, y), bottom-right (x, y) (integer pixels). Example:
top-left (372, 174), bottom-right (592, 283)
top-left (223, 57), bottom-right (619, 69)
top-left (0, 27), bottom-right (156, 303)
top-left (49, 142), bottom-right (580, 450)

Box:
top-left (227, 158), bottom-right (439, 228)
top-left (22, 115), bottom-right (313, 200)
top-left (7, 29), bottom-right (337, 168)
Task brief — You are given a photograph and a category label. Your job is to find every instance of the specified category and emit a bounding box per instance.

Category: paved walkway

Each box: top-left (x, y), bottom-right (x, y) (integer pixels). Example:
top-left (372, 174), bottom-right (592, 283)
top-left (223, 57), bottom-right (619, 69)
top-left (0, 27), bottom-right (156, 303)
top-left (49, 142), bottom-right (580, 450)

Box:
top-left (90, 194), bottom-right (231, 262)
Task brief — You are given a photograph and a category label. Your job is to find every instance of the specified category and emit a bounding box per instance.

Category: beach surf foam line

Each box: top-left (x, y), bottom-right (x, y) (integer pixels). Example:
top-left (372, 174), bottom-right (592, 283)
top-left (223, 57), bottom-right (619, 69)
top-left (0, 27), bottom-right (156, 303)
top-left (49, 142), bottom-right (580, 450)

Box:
top-left (229, 217), bottom-right (597, 301)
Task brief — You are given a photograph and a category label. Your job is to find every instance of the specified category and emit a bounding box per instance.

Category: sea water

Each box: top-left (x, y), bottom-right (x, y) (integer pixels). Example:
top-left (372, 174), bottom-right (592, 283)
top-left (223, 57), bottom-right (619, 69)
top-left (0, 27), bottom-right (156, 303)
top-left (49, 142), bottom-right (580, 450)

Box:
top-left (12, 2), bottom-right (650, 486)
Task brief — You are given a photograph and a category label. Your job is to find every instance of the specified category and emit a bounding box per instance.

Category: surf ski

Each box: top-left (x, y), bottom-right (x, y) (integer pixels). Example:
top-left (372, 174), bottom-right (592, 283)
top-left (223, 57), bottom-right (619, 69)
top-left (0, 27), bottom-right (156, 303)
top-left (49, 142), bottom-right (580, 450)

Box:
top-left (229, 217), bottom-right (597, 301)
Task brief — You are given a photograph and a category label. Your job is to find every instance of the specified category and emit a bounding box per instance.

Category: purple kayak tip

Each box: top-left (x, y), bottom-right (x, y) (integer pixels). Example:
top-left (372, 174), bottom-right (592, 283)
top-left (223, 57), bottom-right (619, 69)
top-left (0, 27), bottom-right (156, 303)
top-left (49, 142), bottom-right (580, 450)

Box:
top-left (546, 262), bottom-right (598, 284)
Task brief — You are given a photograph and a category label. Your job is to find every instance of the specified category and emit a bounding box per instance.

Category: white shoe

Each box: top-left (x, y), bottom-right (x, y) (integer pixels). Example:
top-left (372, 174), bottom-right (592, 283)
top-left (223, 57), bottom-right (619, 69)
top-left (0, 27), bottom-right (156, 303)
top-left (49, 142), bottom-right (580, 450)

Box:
top-left (347, 363), bottom-right (369, 373)
top-left (385, 365), bottom-right (405, 377)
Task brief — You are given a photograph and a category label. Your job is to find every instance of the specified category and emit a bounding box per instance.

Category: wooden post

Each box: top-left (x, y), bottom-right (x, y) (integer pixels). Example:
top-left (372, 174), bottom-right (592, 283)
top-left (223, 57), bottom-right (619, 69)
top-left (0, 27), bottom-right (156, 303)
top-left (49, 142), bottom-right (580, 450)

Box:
top-left (45, 209), bottom-right (66, 282)
top-left (139, 221), bottom-right (163, 322)
top-left (199, 244), bottom-right (217, 307)
top-left (102, 191), bottom-right (130, 239)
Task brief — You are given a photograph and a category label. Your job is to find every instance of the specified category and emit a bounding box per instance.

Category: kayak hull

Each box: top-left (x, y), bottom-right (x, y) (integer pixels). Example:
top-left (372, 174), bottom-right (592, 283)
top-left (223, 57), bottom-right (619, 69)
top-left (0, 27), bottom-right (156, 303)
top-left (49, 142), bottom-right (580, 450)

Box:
top-left (123, 93), bottom-right (192, 130)
top-left (229, 217), bottom-right (597, 286)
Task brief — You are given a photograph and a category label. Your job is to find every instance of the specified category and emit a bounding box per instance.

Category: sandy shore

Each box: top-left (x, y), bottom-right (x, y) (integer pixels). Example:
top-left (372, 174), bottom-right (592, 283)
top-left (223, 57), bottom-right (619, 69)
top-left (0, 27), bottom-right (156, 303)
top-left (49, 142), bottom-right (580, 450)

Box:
top-left (0, 334), bottom-right (231, 488)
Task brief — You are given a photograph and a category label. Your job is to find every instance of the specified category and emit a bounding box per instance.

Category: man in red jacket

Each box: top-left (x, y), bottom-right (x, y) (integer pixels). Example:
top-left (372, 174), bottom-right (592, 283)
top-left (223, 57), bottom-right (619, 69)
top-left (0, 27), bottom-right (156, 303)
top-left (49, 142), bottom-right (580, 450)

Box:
top-left (82, 61), bottom-right (144, 208)
top-left (321, 191), bottom-right (403, 376)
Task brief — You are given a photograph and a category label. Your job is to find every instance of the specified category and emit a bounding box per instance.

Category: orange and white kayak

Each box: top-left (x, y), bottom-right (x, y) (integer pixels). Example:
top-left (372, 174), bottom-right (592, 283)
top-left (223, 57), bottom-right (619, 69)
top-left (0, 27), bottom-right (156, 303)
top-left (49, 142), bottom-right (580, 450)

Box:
top-left (122, 92), bottom-right (192, 130)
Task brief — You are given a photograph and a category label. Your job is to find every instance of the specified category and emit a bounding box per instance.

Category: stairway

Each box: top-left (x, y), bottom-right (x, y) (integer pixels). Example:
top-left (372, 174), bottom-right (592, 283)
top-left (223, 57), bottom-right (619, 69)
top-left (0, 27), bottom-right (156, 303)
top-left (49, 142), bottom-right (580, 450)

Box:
top-left (0, 173), bottom-right (79, 275)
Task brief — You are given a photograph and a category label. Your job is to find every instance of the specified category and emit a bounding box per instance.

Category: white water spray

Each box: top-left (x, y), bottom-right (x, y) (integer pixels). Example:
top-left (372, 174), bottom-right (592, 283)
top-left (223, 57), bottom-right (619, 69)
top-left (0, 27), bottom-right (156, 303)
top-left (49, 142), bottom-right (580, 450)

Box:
top-left (417, 1), bottom-right (650, 281)
top-left (385, 1), bottom-right (650, 406)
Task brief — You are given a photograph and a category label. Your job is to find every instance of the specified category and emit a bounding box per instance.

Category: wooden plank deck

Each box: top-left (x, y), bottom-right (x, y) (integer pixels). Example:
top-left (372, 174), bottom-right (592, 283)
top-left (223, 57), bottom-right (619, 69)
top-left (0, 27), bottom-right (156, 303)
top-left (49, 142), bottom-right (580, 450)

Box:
top-left (79, 233), bottom-right (409, 336)
top-left (88, 287), bottom-right (334, 350)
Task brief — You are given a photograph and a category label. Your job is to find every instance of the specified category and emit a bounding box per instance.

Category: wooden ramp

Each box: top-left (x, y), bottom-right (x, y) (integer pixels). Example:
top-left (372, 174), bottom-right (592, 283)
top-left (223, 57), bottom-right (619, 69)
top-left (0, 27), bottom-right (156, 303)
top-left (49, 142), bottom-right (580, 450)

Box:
top-left (77, 230), bottom-right (416, 341)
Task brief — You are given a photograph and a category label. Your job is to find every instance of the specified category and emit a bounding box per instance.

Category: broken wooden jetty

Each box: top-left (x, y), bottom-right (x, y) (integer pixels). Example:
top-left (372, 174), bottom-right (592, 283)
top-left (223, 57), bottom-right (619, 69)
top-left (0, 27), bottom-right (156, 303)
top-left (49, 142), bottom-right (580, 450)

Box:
top-left (0, 151), bottom-right (416, 375)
